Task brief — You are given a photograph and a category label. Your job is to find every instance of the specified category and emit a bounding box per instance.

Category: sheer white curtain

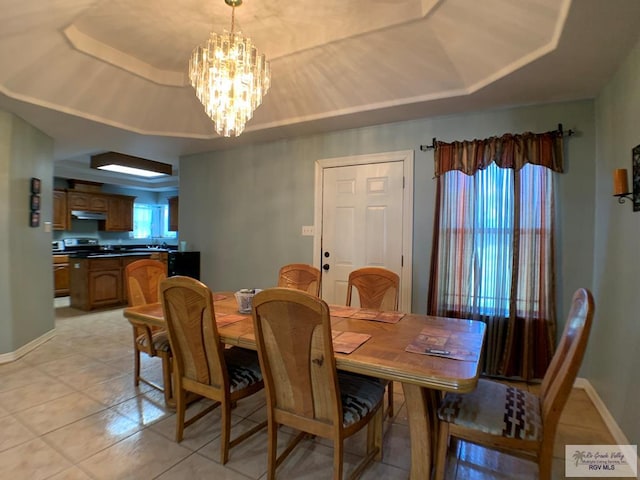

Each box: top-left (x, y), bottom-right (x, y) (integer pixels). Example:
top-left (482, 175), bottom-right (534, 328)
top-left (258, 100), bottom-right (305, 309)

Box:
top-left (433, 163), bottom-right (514, 374)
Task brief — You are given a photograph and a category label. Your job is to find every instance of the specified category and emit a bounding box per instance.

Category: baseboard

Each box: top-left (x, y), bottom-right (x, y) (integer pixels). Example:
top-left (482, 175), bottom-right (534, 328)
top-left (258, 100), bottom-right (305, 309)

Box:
top-left (0, 329), bottom-right (56, 364)
top-left (575, 378), bottom-right (639, 473)
top-left (574, 377), bottom-right (632, 446)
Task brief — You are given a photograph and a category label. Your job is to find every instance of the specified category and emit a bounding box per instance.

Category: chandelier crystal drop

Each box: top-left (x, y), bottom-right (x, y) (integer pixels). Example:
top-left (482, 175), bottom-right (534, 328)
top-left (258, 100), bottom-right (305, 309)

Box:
top-left (188, 0), bottom-right (270, 137)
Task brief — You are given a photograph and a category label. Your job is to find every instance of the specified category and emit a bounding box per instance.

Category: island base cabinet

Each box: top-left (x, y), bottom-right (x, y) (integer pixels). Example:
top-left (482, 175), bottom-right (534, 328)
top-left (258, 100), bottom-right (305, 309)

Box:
top-left (69, 253), bottom-right (166, 311)
top-left (88, 270), bottom-right (122, 308)
top-left (69, 258), bottom-right (123, 311)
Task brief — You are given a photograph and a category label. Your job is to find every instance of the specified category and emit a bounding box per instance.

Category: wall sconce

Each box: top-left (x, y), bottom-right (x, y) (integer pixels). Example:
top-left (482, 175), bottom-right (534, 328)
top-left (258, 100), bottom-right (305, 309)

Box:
top-left (91, 152), bottom-right (172, 178)
top-left (613, 144), bottom-right (640, 211)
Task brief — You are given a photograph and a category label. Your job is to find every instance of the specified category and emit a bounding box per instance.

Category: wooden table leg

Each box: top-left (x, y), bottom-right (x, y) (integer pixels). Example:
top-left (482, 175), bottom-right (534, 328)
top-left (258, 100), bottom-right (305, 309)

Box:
top-left (402, 383), bottom-right (440, 480)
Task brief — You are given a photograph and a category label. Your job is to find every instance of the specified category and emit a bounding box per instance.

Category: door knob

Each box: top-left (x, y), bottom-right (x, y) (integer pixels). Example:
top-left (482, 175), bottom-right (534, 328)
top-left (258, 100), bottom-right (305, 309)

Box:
top-left (322, 264), bottom-right (330, 271)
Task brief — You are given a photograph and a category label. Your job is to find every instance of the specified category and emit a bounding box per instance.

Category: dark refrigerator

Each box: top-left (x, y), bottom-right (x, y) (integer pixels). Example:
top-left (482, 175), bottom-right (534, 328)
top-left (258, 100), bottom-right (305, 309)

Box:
top-left (168, 251), bottom-right (200, 279)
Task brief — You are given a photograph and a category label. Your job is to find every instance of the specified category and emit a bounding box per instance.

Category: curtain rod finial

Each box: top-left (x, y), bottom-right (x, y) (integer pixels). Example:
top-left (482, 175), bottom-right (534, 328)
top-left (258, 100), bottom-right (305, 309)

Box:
top-left (419, 138), bottom-right (437, 151)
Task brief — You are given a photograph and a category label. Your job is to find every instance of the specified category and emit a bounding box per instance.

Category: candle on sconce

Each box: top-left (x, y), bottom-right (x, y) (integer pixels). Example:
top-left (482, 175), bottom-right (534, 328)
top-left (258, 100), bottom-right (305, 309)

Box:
top-left (613, 168), bottom-right (630, 196)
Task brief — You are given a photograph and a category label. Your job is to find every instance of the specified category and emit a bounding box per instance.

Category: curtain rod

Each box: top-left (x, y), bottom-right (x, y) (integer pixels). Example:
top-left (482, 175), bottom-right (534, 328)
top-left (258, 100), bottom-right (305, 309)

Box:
top-left (419, 123), bottom-right (575, 152)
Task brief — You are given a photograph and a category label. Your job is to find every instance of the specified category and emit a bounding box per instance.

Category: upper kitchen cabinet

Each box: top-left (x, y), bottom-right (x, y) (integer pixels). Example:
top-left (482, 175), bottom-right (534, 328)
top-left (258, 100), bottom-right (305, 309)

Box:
top-left (55, 183), bottom-right (136, 231)
top-left (53, 189), bottom-right (67, 230)
top-left (67, 191), bottom-right (108, 212)
top-left (168, 196), bottom-right (179, 231)
top-left (101, 195), bottom-right (135, 231)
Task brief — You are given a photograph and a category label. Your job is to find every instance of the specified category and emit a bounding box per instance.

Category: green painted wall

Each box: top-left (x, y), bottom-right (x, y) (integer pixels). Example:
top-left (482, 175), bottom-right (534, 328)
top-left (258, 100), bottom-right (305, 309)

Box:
top-left (592, 35), bottom-right (640, 444)
top-left (0, 111), bottom-right (54, 355)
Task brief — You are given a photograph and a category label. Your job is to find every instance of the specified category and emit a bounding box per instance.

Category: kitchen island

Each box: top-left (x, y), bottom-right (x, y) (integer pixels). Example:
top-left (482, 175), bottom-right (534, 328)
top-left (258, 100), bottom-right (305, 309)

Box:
top-left (69, 250), bottom-right (168, 311)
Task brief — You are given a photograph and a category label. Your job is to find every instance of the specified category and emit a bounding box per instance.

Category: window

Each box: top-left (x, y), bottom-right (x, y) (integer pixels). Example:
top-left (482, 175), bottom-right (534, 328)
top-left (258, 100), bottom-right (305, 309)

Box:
top-left (429, 131), bottom-right (561, 379)
top-left (131, 203), bottom-right (177, 240)
top-left (436, 162), bottom-right (551, 318)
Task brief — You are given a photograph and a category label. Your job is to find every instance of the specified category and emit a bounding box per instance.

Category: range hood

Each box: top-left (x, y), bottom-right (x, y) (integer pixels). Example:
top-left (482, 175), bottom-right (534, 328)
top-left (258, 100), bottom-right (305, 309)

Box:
top-left (71, 210), bottom-right (107, 220)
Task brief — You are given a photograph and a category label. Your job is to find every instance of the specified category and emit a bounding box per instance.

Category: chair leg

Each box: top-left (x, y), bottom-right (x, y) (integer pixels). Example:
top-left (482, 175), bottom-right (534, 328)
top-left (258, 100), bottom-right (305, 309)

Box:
top-left (333, 436), bottom-right (344, 480)
top-left (267, 419), bottom-right (278, 480)
top-left (220, 401), bottom-right (231, 464)
top-left (175, 384), bottom-right (186, 443)
top-left (434, 421), bottom-right (450, 480)
top-left (387, 381), bottom-right (394, 418)
top-left (367, 407), bottom-right (383, 462)
top-left (538, 452), bottom-right (552, 480)
top-left (134, 348), bottom-right (141, 386)
top-left (160, 353), bottom-right (173, 406)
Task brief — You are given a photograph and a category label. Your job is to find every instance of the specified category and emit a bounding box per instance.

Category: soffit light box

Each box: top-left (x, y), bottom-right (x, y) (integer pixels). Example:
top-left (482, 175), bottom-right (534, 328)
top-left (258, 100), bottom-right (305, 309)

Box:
top-left (90, 152), bottom-right (172, 178)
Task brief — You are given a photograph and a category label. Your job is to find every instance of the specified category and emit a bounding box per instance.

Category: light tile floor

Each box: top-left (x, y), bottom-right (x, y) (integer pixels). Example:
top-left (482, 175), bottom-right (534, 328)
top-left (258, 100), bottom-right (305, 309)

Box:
top-left (0, 298), bottom-right (615, 479)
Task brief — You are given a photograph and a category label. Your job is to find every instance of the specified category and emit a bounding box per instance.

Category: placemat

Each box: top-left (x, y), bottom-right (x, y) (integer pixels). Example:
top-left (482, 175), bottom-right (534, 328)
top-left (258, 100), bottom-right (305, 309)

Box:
top-left (405, 326), bottom-right (483, 361)
top-left (331, 331), bottom-right (372, 354)
top-left (329, 305), bottom-right (404, 323)
top-left (350, 309), bottom-right (404, 323)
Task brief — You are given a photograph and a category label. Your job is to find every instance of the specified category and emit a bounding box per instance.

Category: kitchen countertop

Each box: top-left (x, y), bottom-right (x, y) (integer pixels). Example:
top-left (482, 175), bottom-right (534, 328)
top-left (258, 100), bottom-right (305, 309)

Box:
top-left (67, 248), bottom-right (172, 259)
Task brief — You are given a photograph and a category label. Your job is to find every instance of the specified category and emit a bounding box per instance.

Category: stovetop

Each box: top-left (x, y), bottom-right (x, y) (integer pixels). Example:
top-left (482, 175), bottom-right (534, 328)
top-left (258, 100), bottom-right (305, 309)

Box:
top-left (53, 238), bottom-right (101, 254)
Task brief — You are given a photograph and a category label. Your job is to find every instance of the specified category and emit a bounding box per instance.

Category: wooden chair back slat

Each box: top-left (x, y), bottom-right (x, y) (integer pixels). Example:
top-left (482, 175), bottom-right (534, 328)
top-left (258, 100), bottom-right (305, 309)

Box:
top-left (125, 259), bottom-right (166, 306)
top-left (346, 267), bottom-right (399, 311)
top-left (277, 263), bottom-right (322, 296)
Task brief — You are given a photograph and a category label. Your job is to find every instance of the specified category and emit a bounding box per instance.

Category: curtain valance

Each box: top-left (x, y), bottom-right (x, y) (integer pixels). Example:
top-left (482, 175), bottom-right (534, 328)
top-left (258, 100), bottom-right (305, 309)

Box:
top-left (434, 130), bottom-right (564, 177)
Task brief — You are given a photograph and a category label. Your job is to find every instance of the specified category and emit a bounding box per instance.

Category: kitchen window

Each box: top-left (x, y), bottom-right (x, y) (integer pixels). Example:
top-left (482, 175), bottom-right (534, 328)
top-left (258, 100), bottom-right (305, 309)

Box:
top-left (131, 203), bottom-right (176, 240)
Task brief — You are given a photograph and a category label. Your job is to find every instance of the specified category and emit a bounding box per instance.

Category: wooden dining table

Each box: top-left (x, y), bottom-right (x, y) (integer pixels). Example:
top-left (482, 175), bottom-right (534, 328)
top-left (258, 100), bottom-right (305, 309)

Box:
top-left (123, 292), bottom-right (486, 479)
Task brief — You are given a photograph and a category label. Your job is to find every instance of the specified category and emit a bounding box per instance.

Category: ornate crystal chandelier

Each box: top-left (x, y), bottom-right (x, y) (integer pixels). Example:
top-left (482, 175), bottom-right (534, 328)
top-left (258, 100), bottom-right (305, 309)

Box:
top-left (188, 0), bottom-right (270, 137)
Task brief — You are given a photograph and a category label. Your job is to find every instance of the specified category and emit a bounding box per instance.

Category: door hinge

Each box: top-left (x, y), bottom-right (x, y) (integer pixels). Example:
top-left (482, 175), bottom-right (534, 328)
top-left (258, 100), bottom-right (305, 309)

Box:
top-left (401, 255), bottom-right (404, 267)
top-left (403, 176), bottom-right (405, 188)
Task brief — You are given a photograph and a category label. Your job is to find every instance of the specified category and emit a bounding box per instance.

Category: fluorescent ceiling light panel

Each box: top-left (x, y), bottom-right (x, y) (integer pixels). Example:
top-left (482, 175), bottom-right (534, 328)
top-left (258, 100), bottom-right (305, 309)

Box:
top-left (90, 152), bottom-right (172, 178)
top-left (95, 164), bottom-right (166, 177)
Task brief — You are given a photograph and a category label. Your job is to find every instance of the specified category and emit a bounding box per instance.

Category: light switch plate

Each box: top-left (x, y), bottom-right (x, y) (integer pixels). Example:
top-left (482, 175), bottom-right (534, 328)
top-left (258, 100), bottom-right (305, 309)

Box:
top-left (301, 225), bottom-right (314, 236)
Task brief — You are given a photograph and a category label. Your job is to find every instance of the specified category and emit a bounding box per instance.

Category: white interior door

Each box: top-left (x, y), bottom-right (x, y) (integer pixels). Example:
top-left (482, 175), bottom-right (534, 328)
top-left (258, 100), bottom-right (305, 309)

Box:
top-left (320, 161), bottom-right (404, 307)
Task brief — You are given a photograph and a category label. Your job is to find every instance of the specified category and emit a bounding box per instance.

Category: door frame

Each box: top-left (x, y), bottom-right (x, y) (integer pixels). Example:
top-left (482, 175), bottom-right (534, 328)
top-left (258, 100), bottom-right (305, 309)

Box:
top-left (313, 150), bottom-right (414, 312)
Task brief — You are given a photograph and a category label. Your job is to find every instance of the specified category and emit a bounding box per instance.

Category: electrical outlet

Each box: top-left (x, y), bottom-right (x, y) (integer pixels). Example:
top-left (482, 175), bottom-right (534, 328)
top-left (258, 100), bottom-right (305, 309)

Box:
top-left (301, 225), bottom-right (315, 236)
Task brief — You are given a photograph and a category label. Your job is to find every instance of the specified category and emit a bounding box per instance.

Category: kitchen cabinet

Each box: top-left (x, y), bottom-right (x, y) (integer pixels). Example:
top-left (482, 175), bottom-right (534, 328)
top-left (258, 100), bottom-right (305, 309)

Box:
top-left (149, 251), bottom-right (168, 267)
top-left (70, 257), bottom-right (122, 310)
top-left (102, 195), bottom-right (134, 231)
top-left (65, 190), bottom-right (135, 231)
top-left (52, 190), bottom-right (67, 230)
top-left (69, 252), bottom-right (167, 310)
top-left (88, 267), bottom-right (122, 308)
top-left (67, 191), bottom-right (109, 212)
top-left (53, 254), bottom-right (69, 297)
top-left (168, 196), bottom-right (179, 231)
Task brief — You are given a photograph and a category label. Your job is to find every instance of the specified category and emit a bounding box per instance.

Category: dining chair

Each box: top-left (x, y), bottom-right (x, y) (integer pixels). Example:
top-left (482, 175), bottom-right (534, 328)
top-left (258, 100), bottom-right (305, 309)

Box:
top-left (346, 266), bottom-right (400, 417)
top-left (160, 275), bottom-right (266, 464)
top-left (277, 263), bottom-right (322, 296)
top-left (252, 287), bottom-right (385, 480)
top-left (346, 267), bottom-right (399, 311)
top-left (434, 288), bottom-right (595, 480)
top-left (124, 259), bottom-right (173, 405)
